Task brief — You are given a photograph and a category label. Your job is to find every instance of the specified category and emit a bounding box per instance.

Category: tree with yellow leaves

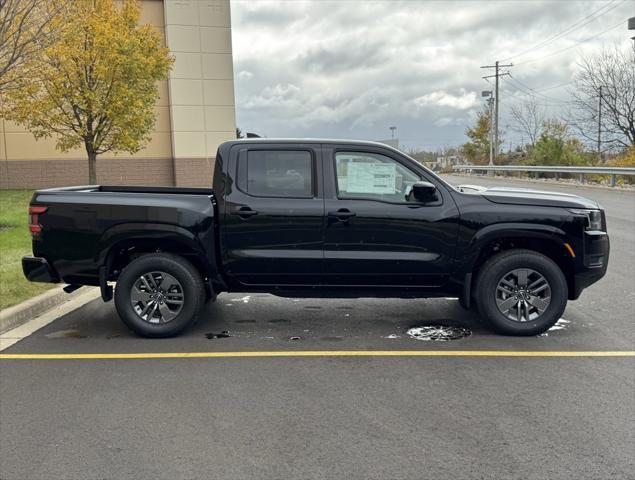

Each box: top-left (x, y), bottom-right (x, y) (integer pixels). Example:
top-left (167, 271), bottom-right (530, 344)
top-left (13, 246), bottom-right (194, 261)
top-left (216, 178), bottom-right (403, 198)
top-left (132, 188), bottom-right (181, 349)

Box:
top-left (1, 0), bottom-right (173, 184)
top-left (0, 0), bottom-right (67, 94)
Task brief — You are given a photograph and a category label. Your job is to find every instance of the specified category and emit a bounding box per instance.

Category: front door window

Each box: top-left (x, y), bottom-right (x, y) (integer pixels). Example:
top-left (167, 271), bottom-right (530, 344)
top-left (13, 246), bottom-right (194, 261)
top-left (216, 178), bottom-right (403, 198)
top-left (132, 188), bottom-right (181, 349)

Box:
top-left (335, 152), bottom-right (420, 203)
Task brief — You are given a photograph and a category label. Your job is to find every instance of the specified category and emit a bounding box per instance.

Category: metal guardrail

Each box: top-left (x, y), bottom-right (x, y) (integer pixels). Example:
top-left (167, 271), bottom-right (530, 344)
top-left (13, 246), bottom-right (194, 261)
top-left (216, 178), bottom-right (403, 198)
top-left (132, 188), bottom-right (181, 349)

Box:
top-left (452, 165), bottom-right (635, 187)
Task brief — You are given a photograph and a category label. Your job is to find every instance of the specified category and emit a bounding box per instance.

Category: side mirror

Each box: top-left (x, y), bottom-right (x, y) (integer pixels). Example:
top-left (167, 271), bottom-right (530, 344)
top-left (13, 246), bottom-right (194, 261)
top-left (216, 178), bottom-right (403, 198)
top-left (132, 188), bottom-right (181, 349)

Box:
top-left (410, 181), bottom-right (438, 202)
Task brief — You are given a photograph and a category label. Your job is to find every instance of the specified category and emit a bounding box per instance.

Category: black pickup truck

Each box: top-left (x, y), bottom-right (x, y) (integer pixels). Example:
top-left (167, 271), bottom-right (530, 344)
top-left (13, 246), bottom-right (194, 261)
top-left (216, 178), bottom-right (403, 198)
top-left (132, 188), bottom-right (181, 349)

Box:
top-left (22, 139), bottom-right (609, 337)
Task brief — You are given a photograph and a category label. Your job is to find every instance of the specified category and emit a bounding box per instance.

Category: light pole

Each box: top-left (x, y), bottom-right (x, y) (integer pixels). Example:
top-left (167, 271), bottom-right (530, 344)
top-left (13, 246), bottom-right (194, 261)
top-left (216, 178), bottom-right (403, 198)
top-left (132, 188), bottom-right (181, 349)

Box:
top-left (389, 126), bottom-right (397, 139)
top-left (597, 85), bottom-right (603, 159)
top-left (482, 90), bottom-right (494, 166)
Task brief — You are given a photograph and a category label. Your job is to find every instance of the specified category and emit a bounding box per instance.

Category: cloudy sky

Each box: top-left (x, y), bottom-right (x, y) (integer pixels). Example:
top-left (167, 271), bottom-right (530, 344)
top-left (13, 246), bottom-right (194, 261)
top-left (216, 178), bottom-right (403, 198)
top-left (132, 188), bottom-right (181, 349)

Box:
top-left (230, 0), bottom-right (633, 151)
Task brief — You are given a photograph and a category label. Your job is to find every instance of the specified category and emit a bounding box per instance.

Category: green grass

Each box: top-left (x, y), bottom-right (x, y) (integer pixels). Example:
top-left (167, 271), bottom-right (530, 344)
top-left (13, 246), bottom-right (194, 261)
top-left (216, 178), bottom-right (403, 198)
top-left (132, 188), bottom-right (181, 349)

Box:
top-left (0, 190), bottom-right (55, 310)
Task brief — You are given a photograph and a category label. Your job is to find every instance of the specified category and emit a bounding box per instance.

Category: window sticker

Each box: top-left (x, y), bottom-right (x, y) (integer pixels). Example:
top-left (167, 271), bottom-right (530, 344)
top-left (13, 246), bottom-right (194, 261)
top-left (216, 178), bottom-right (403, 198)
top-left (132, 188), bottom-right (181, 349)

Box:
top-left (345, 163), bottom-right (396, 194)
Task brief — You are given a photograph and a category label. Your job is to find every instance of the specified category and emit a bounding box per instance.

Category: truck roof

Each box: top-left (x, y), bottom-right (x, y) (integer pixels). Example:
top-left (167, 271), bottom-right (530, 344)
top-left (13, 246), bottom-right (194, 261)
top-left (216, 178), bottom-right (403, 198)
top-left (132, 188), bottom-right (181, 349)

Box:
top-left (223, 138), bottom-right (390, 145)
top-left (218, 138), bottom-right (405, 157)
top-left (219, 138), bottom-right (402, 148)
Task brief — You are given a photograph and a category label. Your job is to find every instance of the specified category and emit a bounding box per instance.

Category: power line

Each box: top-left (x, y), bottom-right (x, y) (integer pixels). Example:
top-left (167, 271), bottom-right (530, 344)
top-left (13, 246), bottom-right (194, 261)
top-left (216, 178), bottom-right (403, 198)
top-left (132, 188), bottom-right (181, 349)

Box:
top-left (518, 20), bottom-right (625, 65)
top-left (500, 0), bottom-right (622, 61)
top-left (505, 76), bottom-right (558, 102)
top-left (506, 74), bottom-right (571, 103)
top-left (502, 76), bottom-right (551, 100)
top-left (500, 0), bottom-right (626, 62)
top-left (504, 79), bottom-right (573, 99)
top-left (534, 81), bottom-right (573, 93)
top-left (501, 77), bottom-right (574, 108)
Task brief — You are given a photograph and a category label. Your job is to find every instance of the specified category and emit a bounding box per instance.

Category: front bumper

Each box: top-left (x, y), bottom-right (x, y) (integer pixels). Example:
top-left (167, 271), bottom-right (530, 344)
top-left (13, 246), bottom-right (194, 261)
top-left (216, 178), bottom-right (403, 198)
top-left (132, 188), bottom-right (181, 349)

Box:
top-left (22, 256), bottom-right (59, 283)
top-left (571, 231), bottom-right (609, 299)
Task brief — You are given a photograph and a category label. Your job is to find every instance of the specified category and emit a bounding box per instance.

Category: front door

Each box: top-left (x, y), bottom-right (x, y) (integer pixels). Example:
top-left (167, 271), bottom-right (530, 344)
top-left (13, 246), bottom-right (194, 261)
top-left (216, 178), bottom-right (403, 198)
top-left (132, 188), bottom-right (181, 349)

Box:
top-left (322, 146), bottom-right (459, 288)
top-left (222, 144), bottom-right (324, 286)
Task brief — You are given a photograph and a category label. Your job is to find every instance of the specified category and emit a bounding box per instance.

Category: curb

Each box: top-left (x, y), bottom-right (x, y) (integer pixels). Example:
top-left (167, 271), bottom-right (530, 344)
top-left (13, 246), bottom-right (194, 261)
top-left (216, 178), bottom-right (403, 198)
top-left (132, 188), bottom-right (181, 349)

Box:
top-left (0, 286), bottom-right (97, 335)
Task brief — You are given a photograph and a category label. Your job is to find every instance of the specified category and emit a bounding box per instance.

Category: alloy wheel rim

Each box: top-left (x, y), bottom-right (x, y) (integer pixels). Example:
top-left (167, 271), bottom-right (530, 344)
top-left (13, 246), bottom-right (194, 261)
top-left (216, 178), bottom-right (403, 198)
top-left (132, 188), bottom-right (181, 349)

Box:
top-left (130, 271), bottom-right (184, 324)
top-left (495, 268), bottom-right (551, 323)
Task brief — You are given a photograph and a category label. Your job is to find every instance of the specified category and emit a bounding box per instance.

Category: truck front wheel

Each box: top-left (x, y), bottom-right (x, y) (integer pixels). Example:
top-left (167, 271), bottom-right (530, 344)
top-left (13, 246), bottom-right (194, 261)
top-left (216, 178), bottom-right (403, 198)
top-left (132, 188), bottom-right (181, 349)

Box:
top-left (114, 253), bottom-right (205, 338)
top-left (475, 249), bottom-right (568, 336)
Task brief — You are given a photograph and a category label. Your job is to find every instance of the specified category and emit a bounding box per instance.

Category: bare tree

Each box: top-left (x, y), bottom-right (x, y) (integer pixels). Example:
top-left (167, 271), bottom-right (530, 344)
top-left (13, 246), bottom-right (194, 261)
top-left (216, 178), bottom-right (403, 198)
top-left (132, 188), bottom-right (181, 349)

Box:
top-left (0, 0), bottom-right (64, 94)
top-left (510, 95), bottom-right (545, 148)
top-left (569, 45), bottom-right (635, 150)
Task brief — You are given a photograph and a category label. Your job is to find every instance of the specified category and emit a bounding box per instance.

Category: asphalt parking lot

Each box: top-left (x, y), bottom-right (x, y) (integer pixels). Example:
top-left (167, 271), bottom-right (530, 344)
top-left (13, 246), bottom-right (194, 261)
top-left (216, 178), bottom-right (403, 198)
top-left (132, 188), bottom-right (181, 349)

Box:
top-left (1, 176), bottom-right (634, 480)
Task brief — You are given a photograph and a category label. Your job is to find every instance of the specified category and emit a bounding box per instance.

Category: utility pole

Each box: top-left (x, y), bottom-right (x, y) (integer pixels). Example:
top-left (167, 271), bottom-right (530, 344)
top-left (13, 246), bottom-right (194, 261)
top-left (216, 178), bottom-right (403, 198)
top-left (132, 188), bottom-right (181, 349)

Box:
top-left (597, 85), bottom-right (603, 158)
top-left (481, 60), bottom-right (513, 163)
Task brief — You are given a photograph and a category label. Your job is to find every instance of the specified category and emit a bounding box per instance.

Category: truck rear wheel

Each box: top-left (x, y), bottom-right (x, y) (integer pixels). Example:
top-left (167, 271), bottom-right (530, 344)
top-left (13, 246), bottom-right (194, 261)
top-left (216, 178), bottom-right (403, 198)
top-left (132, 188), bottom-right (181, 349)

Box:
top-left (475, 249), bottom-right (568, 336)
top-left (114, 253), bottom-right (205, 338)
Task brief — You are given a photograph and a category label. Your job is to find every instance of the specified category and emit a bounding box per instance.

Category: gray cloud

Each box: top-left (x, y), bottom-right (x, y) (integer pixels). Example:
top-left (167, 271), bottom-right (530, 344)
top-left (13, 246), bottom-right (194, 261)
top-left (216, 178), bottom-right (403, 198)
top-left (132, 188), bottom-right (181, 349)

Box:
top-left (230, 0), bottom-right (632, 150)
top-left (295, 39), bottom-right (390, 73)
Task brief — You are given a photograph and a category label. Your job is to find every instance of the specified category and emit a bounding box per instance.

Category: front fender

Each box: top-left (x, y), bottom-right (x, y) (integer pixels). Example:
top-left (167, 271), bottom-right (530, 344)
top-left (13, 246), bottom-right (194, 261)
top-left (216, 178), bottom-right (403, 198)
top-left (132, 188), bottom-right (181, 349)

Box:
top-left (471, 222), bottom-right (565, 248)
top-left (462, 222), bottom-right (568, 273)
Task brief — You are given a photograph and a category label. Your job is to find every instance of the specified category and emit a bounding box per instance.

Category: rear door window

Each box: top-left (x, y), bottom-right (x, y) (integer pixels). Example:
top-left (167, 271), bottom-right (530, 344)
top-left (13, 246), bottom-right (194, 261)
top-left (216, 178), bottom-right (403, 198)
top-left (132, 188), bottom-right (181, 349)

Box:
top-left (239, 150), bottom-right (314, 198)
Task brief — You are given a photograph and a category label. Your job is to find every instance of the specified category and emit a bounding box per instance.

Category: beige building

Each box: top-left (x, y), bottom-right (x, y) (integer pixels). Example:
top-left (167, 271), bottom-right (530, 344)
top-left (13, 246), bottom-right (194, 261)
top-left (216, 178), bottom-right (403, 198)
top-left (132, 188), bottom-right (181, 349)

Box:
top-left (0, 0), bottom-right (236, 189)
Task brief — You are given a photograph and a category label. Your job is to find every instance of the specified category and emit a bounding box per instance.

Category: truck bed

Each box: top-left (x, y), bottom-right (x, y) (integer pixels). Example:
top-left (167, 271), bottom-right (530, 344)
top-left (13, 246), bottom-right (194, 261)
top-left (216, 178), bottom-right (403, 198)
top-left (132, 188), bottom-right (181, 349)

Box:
top-left (27, 185), bottom-right (217, 287)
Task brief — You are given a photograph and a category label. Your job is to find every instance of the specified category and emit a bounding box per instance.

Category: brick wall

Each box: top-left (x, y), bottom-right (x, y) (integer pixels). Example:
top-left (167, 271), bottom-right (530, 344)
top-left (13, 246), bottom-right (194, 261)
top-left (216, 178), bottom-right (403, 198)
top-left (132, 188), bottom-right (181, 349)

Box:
top-left (98, 158), bottom-right (175, 186)
top-left (0, 158), bottom-right (175, 189)
top-left (173, 157), bottom-right (216, 188)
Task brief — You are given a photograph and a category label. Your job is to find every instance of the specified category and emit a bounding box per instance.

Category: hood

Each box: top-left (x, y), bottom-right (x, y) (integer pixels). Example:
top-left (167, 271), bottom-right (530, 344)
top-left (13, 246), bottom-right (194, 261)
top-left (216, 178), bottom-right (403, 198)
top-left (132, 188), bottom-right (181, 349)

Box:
top-left (458, 185), bottom-right (600, 209)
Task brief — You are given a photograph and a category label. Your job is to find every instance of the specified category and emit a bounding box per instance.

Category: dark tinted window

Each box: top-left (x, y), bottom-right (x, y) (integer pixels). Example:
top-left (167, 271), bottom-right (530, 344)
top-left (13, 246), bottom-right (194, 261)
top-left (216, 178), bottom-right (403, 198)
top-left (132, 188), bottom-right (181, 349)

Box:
top-left (244, 150), bottom-right (313, 197)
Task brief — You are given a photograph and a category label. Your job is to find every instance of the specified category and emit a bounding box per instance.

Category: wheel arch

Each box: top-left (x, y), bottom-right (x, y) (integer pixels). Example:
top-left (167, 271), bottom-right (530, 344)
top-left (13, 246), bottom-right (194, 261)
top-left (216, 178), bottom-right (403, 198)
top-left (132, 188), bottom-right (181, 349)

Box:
top-left (96, 223), bottom-right (223, 298)
top-left (465, 223), bottom-right (576, 301)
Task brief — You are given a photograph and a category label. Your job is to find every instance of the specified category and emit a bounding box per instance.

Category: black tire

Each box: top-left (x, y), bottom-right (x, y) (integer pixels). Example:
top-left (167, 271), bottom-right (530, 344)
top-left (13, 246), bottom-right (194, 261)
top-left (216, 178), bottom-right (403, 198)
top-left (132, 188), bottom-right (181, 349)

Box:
top-left (114, 253), bottom-right (205, 338)
top-left (475, 249), bottom-right (568, 336)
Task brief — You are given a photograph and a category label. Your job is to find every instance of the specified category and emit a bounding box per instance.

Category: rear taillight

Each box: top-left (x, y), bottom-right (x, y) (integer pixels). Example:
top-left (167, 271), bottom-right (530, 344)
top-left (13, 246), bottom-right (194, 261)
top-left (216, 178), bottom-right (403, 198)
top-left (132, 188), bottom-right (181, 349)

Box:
top-left (28, 205), bottom-right (47, 236)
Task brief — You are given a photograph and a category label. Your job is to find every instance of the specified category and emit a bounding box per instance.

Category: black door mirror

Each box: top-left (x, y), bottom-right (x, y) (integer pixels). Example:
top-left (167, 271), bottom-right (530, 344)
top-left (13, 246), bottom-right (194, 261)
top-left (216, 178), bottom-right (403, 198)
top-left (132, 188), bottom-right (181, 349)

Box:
top-left (410, 181), bottom-right (437, 202)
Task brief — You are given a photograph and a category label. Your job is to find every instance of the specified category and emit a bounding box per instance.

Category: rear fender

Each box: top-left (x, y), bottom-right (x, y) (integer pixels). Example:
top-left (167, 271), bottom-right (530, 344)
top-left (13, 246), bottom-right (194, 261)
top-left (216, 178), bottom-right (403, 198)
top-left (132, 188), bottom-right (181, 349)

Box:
top-left (96, 223), bottom-right (218, 279)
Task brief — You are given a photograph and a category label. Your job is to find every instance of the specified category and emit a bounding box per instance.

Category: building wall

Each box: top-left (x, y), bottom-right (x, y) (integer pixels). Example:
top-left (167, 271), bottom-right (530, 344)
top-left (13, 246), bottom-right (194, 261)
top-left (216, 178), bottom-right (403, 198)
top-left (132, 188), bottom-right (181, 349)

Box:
top-left (164, 0), bottom-right (236, 187)
top-left (0, 0), bottom-right (236, 189)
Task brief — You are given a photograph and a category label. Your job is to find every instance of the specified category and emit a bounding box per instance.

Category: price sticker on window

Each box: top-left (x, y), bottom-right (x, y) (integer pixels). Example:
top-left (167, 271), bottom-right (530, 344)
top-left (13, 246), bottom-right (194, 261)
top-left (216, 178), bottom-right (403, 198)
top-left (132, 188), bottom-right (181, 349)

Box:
top-left (346, 163), bottom-right (396, 194)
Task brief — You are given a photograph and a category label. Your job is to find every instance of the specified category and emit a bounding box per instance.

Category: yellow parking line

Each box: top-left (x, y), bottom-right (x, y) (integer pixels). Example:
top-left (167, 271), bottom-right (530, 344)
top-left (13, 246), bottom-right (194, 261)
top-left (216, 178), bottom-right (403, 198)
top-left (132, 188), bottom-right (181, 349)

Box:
top-left (1, 350), bottom-right (634, 360)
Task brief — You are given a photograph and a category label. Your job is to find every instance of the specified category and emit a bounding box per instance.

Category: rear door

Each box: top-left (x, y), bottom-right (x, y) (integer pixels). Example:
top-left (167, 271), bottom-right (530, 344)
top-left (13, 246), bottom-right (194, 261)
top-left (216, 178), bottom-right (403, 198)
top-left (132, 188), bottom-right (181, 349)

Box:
top-left (322, 144), bottom-right (459, 288)
top-left (222, 143), bottom-right (324, 286)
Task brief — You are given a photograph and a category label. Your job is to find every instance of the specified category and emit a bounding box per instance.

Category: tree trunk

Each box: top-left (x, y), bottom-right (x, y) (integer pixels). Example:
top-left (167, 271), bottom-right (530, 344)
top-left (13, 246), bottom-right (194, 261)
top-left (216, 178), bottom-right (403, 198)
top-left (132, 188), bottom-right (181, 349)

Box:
top-left (87, 150), bottom-right (97, 185)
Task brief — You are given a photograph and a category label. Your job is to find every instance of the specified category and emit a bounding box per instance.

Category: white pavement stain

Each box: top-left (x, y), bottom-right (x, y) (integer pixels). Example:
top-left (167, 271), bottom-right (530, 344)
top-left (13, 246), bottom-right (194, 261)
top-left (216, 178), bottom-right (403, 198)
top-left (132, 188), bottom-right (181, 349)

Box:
top-left (406, 325), bottom-right (472, 341)
top-left (539, 318), bottom-right (571, 337)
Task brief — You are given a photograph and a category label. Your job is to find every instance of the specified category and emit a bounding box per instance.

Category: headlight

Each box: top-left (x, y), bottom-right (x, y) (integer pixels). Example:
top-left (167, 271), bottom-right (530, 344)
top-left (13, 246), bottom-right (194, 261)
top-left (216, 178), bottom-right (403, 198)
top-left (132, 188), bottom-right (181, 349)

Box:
top-left (568, 209), bottom-right (603, 231)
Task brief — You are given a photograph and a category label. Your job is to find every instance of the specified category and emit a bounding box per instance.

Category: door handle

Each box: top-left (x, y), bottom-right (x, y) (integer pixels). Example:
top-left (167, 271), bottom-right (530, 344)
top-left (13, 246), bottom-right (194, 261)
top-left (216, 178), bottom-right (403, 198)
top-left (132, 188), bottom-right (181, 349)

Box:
top-left (328, 209), bottom-right (356, 221)
top-left (231, 206), bottom-right (258, 218)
